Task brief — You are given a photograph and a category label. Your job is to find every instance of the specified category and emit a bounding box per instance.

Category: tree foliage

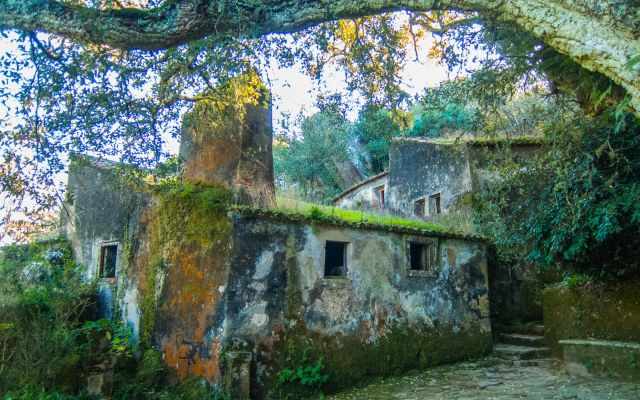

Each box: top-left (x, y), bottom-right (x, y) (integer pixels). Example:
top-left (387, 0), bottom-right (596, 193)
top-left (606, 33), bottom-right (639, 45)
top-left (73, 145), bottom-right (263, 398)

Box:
top-left (274, 104), bottom-right (353, 202)
top-left (476, 107), bottom-right (640, 277)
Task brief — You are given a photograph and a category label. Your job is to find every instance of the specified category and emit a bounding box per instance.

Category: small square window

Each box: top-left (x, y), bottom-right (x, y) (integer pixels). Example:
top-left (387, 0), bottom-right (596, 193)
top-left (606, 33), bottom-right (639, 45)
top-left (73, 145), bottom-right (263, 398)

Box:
top-left (99, 244), bottom-right (118, 278)
top-left (414, 198), bottom-right (426, 217)
top-left (429, 193), bottom-right (442, 215)
top-left (373, 185), bottom-right (385, 209)
top-left (409, 241), bottom-right (438, 272)
top-left (324, 241), bottom-right (348, 277)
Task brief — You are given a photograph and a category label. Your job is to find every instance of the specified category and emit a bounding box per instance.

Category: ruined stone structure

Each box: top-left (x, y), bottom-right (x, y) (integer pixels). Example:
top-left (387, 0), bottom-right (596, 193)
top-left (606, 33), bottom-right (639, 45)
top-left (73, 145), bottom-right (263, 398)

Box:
top-left (60, 76), bottom-right (495, 398)
top-left (334, 137), bottom-right (542, 220)
top-left (180, 71), bottom-right (276, 208)
top-left (62, 157), bottom-right (492, 397)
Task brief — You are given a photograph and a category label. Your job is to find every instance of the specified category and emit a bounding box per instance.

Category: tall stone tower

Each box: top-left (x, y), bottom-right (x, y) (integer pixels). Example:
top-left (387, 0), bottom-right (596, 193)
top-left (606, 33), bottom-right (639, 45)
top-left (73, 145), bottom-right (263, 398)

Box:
top-left (179, 71), bottom-right (275, 208)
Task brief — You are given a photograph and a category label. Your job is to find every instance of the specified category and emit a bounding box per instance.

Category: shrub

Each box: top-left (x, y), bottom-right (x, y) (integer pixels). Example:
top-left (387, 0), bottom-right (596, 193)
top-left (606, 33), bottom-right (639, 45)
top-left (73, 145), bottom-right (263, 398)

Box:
top-left (0, 239), bottom-right (97, 393)
top-left (475, 107), bottom-right (640, 279)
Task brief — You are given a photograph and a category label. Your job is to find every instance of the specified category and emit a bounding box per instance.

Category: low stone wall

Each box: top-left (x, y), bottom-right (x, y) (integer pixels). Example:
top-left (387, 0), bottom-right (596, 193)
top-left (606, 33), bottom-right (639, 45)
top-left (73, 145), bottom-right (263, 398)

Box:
top-left (561, 339), bottom-right (640, 381)
top-left (543, 281), bottom-right (640, 356)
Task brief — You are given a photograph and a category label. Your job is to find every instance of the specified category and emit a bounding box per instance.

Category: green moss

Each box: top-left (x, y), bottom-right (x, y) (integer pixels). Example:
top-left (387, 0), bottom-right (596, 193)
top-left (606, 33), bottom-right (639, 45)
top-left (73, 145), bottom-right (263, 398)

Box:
top-left (152, 181), bottom-right (232, 246)
top-left (183, 71), bottom-right (270, 138)
top-left (138, 182), bottom-right (233, 348)
top-left (234, 198), bottom-right (485, 242)
top-left (544, 281), bottom-right (640, 356)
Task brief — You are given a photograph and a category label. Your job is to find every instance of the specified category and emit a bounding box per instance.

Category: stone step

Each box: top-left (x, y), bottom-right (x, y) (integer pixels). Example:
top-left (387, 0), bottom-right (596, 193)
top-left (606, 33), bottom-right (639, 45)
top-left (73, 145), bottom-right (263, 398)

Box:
top-left (493, 344), bottom-right (551, 360)
top-left (500, 322), bottom-right (545, 336)
top-left (499, 333), bottom-right (546, 348)
top-left (509, 358), bottom-right (555, 368)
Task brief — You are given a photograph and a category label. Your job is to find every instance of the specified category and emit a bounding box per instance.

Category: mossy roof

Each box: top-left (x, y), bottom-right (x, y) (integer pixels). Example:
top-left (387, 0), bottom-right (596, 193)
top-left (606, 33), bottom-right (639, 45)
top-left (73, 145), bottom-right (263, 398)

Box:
top-left (233, 200), bottom-right (486, 242)
top-left (393, 135), bottom-right (546, 147)
top-left (68, 155), bottom-right (484, 242)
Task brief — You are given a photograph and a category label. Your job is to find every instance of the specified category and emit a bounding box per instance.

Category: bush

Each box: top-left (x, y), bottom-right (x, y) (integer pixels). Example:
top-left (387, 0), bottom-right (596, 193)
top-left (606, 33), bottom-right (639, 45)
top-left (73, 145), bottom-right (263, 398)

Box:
top-left (0, 239), bottom-right (97, 393)
top-left (475, 107), bottom-right (640, 278)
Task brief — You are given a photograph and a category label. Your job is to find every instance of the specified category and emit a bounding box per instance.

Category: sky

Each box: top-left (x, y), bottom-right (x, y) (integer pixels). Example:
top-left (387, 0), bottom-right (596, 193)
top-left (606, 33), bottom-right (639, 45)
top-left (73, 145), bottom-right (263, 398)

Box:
top-left (267, 37), bottom-right (449, 136)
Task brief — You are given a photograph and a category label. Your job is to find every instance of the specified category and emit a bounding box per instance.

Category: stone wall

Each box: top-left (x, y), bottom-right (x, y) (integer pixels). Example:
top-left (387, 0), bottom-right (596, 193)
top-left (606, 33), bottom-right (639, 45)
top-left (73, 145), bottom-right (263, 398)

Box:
top-left (543, 281), bottom-right (640, 356)
top-left (387, 139), bottom-right (473, 219)
top-left (118, 195), bottom-right (492, 397)
top-left (64, 159), bottom-right (493, 398)
top-left (62, 156), bottom-right (146, 319)
top-left (225, 215), bottom-right (492, 397)
top-left (333, 173), bottom-right (388, 211)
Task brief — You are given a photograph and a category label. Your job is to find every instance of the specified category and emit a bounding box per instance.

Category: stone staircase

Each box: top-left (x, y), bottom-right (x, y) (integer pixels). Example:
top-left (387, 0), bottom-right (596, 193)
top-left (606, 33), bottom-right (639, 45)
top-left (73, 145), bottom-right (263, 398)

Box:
top-left (494, 322), bottom-right (552, 366)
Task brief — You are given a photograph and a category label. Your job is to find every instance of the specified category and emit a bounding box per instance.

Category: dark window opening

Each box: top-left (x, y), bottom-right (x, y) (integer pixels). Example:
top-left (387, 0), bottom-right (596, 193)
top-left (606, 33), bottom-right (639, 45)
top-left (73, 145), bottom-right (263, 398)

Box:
top-left (429, 193), bottom-right (442, 215)
top-left (409, 241), bottom-right (437, 272)
top-left (324, 241), bottom-right (348, 277)
top-left (414, 198), bottom-right (426, 217)
top-left (99, 244), bottom-right (118, 278)
top-left (373, 185), bottom-right (385, 209)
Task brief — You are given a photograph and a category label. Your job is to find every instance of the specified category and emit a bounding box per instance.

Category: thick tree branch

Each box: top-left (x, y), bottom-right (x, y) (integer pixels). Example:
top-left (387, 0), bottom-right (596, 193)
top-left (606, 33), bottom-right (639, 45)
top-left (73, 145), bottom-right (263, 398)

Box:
top-left (1, 0), bottom-right (639, 113)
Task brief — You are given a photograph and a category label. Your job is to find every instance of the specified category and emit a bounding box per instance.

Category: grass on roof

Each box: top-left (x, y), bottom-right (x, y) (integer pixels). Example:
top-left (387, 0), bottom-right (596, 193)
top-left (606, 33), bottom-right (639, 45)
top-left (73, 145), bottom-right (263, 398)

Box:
top-left (269, 197), bottom-right (475, 237)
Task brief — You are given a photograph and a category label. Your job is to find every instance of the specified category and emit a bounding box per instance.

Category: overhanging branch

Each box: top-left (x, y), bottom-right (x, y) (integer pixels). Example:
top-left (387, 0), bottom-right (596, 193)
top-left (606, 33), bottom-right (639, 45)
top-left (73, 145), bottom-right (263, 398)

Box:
top-left (0, 0), bottom-right (639, 115)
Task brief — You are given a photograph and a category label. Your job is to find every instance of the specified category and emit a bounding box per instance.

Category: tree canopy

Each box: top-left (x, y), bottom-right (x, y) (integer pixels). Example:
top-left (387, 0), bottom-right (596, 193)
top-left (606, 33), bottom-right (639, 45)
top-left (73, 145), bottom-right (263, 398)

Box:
top-left (1, 1), bottom-right (638, 111)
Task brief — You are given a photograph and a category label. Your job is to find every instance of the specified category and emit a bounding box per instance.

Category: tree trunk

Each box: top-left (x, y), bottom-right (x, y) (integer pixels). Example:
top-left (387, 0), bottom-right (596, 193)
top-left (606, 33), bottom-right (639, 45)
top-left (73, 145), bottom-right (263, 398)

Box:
top-left (1, 1), bottom-right (639, 114)
top-left (179, 72), bottom-right (275, 208)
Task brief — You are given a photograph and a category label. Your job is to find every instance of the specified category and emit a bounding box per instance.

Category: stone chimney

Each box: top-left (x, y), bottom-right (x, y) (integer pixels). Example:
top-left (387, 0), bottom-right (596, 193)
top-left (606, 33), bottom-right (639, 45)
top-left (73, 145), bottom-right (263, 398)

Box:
top-left (179, 72), bottom-right (275, 208)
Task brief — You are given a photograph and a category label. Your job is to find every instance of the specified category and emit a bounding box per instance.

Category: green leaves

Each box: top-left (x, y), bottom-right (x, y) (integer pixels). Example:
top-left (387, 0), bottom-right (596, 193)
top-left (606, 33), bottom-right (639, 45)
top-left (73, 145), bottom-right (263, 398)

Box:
top-left (476, 106), bottom-right (640, 278)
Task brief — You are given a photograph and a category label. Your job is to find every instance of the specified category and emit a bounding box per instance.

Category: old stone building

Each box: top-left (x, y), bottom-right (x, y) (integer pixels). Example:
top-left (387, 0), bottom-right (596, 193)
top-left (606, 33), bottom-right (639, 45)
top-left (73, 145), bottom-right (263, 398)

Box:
top-left (334, 136), bottom-right (542, 219)
top-left (60, 74), bottom-right (494, 398)
top-left (62, 155), bottom-right (492, 398)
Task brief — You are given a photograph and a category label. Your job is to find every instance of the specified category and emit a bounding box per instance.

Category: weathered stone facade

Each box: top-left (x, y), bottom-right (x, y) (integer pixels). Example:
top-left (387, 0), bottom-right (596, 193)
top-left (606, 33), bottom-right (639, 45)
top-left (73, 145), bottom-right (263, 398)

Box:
top-left (61, 156), bottom-right (147, 319)
top-left (59, 75), bottom-right (497, 397)
top-left (334, 137), bottom-right (542, 220)
top-left (62, 158), bottom-right (492, 397)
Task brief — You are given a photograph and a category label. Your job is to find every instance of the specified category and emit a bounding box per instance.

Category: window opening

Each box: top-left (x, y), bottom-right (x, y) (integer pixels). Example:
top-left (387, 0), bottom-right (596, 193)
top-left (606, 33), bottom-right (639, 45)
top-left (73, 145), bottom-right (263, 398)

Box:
top-left (409, 241), bottom-right (437, 272)
top-left (429, 193), bottom-right (442, 215)
top-left (324, 241), bottom-right (348, 277)
top-left (99, 244), bottom-right (118, 278)
top-left (373, 185), bottom-right (385, 209)
top-left (414, 198), bottom-right (426, 217)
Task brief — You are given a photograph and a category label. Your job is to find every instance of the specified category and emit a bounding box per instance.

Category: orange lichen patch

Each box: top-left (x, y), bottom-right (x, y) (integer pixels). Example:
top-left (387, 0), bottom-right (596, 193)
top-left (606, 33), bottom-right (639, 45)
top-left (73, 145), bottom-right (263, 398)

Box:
top-left (127, 184), bottom-right (233, 382)
top-left (181, 124), bottom-right (241, 189)
top-left (153, 227), bottom-right (231, 381)
top-left (162, 335), bottom-right (222, 382)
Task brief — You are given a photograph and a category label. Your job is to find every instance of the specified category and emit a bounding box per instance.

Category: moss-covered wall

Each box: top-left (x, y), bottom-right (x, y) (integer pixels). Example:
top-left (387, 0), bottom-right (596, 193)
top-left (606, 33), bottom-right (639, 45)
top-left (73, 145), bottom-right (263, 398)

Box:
top-left (543, 282), bottom-right (640, 356)
top-left (125, 183), bottom-right (233, 382)
top-left (225, 217), bottom-right (492, 398)
top-left (180, 71), bottom-right (275, 208)
top-left (64, 162), bottom-right (493, 398)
